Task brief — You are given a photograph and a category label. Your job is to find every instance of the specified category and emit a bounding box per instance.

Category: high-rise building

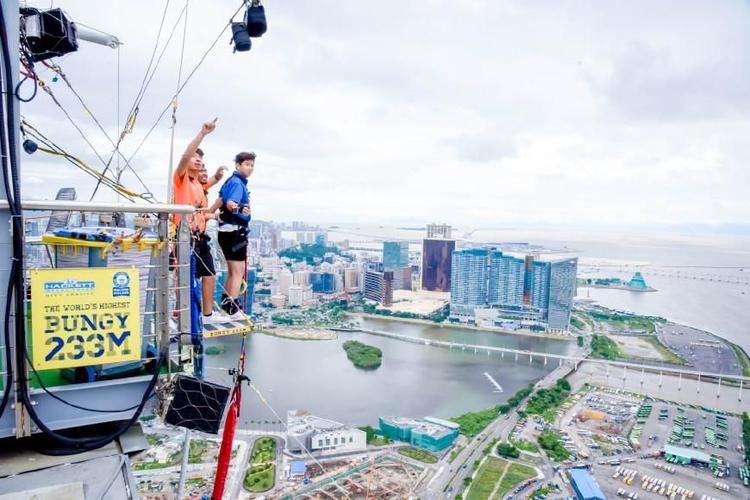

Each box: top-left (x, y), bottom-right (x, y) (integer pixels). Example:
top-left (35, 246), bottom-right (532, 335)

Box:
top-left (426, 223), bottom-right (452, 239)
top-left (293, 270), bottom-right (310, 286)
top-left (383, 241), bottom-right (409, 269)
top-left (344, 267), bottom-right (360, 292)
top-left (421, 239), bottom-right (455, 292)
top-left (278, 268), bottom-right (293, 297)
top-left (449, 249), bottom-right (488, 316)
top-left (364, 270), bottom-right (394, 306)
top-left (529, 260), bottom-right (550, 314)
top-left (488, 251), bottom-right (525, 307)
top-left (310, 272), bottom-right (335, 293)
top-left (547, 258), bottom-right (578, 330)
top-left (288, 285), bottom-right (303, 307)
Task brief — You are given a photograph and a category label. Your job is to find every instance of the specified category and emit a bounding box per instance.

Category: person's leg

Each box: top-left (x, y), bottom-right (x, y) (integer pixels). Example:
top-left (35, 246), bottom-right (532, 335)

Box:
top-left (201, 275), bottom-right (215, 315)
top-left (226, 260), bottom-right (244, 297)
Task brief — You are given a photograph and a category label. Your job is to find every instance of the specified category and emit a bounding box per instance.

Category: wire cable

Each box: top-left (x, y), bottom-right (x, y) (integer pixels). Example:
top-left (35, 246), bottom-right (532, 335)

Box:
top-left (126, 0), bottom-right (247, 165)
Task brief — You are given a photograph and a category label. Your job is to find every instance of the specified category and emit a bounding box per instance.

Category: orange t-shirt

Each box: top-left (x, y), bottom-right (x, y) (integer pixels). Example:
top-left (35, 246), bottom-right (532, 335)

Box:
top-left (173, 170), bottom-right (207, 233)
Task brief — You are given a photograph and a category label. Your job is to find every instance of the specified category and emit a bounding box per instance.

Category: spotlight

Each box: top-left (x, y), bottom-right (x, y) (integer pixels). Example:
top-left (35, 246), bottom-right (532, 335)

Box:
top-left (23, 139), bottom-right (38, 154)
top-left (245, 1), bottom-right (267, 38)
top-left (231, 22), bottom-right (251, 52)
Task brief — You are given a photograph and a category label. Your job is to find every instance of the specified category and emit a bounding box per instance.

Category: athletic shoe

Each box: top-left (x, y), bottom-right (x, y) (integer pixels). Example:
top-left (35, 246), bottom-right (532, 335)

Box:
top-left (228, 310), bottom-right (250, 322)
top-left (203, 311), bottom-right (231, 324)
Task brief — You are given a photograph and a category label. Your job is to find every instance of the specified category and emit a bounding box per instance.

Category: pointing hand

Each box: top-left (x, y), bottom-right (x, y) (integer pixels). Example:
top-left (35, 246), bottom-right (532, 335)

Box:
top-left (202, 117), bottom-right (218, 135)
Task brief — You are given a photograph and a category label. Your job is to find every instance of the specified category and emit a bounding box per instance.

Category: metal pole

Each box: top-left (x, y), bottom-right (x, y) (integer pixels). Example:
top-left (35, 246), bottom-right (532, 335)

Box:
top-left (176, 428), bottom-right (191, 499)
top-left (739, 379), bottom-right (743, 402)
top-left (678, 372), bottom-right (682, 391)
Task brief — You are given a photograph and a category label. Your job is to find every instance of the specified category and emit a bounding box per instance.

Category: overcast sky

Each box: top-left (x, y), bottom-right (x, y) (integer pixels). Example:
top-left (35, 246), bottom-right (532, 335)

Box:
top-left (19, 0), bottom-right (750, 229)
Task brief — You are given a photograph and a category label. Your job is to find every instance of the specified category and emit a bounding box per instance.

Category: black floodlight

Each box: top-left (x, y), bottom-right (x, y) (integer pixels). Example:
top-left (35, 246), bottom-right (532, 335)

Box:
top-left (231, 22), bottom-right (251, 52)
top-left (244, 1), bottom-right (267, 38)
top-left (20, 8), bottom-right (78, 62)
top-left (23, 139), bottom-right (38, 155)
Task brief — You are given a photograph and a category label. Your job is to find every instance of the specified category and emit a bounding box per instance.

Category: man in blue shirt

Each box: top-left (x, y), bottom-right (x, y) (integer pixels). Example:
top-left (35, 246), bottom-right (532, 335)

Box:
top-left (216, 152), bottom-right (255, 318)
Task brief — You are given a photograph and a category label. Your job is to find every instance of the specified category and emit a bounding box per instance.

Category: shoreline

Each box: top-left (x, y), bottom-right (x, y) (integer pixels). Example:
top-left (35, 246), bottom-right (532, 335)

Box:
top-left (355, 313), bottom-right (575, 342)
top-left (256, 327), bottom-right (338, 341)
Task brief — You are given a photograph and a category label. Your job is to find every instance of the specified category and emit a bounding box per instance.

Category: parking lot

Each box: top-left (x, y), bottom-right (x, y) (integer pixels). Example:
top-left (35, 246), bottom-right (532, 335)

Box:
top-left (635, 402), bottom-right (744, 467)
top-left (558, 389), bottom-right (748, 499)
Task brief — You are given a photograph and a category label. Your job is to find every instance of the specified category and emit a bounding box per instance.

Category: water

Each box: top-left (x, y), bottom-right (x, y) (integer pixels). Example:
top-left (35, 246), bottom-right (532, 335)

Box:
top-left (205, 319), bottom-right (576, 428)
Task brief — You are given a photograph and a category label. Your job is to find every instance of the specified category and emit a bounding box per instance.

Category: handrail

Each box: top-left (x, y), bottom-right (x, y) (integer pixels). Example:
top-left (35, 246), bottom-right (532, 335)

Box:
top-left (0, 199), bottom-right (195, 214)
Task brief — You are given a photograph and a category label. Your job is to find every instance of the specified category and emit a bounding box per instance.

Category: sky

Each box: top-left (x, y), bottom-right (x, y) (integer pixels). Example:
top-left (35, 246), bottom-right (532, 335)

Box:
top-left (18, 0), bottom-right (750, 230)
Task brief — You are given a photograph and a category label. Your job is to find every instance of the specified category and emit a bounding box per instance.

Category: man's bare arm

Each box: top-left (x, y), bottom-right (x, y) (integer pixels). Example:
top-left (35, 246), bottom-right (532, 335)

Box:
top-left (175, 118), bottom-right (217, 177)
top-left (205, 166), bottom-right (227, 188)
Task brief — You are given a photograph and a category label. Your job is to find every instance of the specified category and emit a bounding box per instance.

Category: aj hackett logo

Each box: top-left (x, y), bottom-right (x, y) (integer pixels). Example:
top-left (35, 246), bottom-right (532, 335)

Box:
top-left (43, 279), bottom-right (96, 294)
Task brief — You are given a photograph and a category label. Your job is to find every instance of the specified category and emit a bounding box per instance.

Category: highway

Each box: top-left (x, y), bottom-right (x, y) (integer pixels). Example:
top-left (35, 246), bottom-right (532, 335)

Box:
top-left (418, 363), bottom-right (572, 499)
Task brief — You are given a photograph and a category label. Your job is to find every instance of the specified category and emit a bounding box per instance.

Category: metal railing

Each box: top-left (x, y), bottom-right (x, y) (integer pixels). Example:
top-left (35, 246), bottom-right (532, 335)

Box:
top-left (0, 199), bottom-right (195, 438)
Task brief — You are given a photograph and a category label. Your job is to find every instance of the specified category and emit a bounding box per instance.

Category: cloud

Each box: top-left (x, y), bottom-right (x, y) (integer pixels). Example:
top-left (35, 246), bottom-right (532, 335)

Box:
top-left (15, 0), bottom-right (750, 227)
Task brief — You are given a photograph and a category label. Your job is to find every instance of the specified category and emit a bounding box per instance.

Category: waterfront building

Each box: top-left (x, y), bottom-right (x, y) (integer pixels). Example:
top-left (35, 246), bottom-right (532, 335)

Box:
top-left (390, 266), bottom-right (412, 291)
top-left (487, 250), bottom-right (525, 307)
top-left (627, 271), bottom-right (648, 289)
top-left (286, 410), bottom-right (367, 457)
top-left (547, 258), bottom-right (578, 330)
top-left (426, 223), bottom-right (452, 239)
top-left (278, 268), bottom-right (293, 297)
top-left (364, 270), bottom-right (394, 306)
top-left (449, 248), bottom-right (488, 317)
top-left (529, 260), bottom-right (550, 314)
top-left (421, 238), bottom-right (455, 292)
top-left (378, 416), bottom-right (459, 452)
top-left (383, 241), bottom-right (409, 269)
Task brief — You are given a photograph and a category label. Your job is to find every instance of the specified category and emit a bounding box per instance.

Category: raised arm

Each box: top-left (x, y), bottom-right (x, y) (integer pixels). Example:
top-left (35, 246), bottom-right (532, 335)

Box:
top-left (175, 118), bottom-right (217, 177)
top-left (205, 166), bottom-right (227, 189)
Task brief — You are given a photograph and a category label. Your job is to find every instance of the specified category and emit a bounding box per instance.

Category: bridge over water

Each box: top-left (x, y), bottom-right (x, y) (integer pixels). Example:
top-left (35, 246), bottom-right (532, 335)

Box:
top-left (341, 328), bottom-right (749, 402)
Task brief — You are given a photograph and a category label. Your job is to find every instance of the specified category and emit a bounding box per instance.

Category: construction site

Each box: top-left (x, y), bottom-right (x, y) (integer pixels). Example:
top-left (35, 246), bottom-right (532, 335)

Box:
top-left (288, 455), bottom-right (424, 499)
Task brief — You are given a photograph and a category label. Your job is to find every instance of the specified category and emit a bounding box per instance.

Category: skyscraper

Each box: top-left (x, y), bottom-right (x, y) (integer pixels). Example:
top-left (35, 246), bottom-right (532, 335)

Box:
top-left (364, 270), bottom-right (394, 306)
top-left (547, 258), bottom-right (578, 330)
top-left (426, 223), bottom-right (452, 239)
top-left (449, 249), bottom-right (488, 316)
top-left (487, 250), bottom-right (525, 307)
top-left (383, 241), bottom-right (409, 269)
top-left (421, 239), bottom-right (455, 292)
top-left (529, 260), bottom-right (550, 315)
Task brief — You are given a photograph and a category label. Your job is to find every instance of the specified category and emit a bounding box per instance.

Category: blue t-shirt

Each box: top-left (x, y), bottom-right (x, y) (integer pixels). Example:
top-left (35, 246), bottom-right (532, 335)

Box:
top-left (218, 171), bottom-right (250, 226)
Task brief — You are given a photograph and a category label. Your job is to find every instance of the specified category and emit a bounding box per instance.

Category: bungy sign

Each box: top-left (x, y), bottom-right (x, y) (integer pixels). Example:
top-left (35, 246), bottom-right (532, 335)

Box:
top-left (30, 268), bottom-right (141, 370)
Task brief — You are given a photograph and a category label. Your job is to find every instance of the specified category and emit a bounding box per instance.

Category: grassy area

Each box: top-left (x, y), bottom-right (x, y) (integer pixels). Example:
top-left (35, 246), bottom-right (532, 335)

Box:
top-left (510, 439), bottom-right (539, 453)
top-left (188, 439), bottom-right (210, 464)
top-left (398, 446), bottom-right (438, 464)
top-left (537, 430), bottom-right (570, 462)
top-left (250, 437), bottom-right (276, 464)
top-left (570, 316), bottom-right (585, 330)
top-left (449, 445), bottom-right (465, 463)
top-left (244, 463), bottom-right (275, 493)
top-left (587, 310), bottom-right (666, 333)
top-left (590, 334), bottom-right (623, 360)
top-left (342, 340), bottom-right (382, 369)
top-left (731, 344), bottom-right (750, 377)
top-left (496, 442), bottom-right (519, 458)
top-left (133, 461), bottom-right (170, 471)
top-left (496, 463), bottom-right (536, 498)
top-left (465, 457), bottom-right (507, 500)
top-left (451, 385), bottom-right (534, 437)
top-left (358, 425), bottom-right (392, 446)
top-left (643, 336), bottom-right (687, 365)
top-left (524, 379), bottom-right (571, 422)
top-left (145, 433), bottom-right (161, 446)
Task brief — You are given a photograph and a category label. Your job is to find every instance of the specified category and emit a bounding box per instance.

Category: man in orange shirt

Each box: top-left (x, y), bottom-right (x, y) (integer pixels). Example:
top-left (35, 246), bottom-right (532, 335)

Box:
top-left (173, 119), bottom-right (225, 322)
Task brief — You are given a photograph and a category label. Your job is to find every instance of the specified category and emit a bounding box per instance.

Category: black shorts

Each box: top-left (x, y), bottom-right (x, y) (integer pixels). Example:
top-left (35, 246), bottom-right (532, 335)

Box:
top-left (194, 235), bottom-right (215, 278)
top-left (218, 230), bottom-right (248, 262)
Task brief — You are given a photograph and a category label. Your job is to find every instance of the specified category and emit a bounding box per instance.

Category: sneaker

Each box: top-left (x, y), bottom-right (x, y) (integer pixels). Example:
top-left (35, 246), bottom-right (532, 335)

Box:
top-left (203, 311), bottom-right (231, 324)
top-left (228, 310), bottom-right (250, 322)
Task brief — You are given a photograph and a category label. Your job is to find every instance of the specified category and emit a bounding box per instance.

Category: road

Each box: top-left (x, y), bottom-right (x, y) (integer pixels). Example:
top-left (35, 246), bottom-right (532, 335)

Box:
top-left (419, 363), bottom-right (573, 499)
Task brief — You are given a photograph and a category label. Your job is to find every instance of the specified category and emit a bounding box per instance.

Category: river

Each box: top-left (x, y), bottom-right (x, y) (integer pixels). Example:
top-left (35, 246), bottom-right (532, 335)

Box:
top-left (204, 318), bottom-right (576, 428)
